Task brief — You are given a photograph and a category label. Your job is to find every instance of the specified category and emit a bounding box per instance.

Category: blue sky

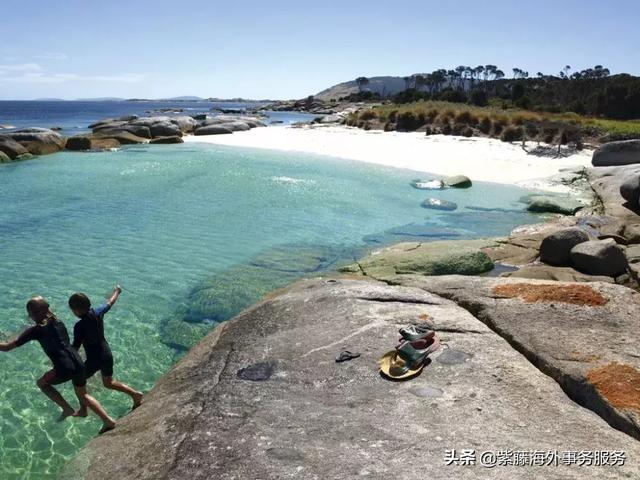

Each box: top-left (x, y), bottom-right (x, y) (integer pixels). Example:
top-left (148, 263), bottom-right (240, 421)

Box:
top-left (1, 0), bottom-right (638, 100)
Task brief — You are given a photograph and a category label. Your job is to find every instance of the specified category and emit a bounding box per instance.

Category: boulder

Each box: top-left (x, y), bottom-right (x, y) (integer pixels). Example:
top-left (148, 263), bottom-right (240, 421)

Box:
top-left (420, 198), bottom-right (457, 211)
top-left (623, 223), bottom-right (640, 244)
top-left (149, 136), bottom-right (184, 144)
top-left (6, 128), bottom-right (66, 155)
top-left (219, 121), bottom-right (251, 132)
top-left (592, 139), bottom-right (640, 166)
top-left (570, 239), bottom-right (628, 276)
top-left (526, 195), bottom-right (583, 215)
top-left (61, 277), bottom-right (640, 480)
top-left (443, 175), bottom-right (472, 188)
top-left (0, 151), bottom-right (11, 163)
top-left (66, 135), bottom-right (120, 151)
top-left (539, 227), bottom-right (590, 266)
top-left (92, 131), bottom-right (148, 145)
top-left (149, 121), bottom-right (182, 138)
top-left (170, 116), bottom-right (198, 133)
top-left (0, 135), bottom-right (29, 159)
top-left (94, 124), bottom-right (152, 139)
top-left (502, 264), bottom-right (613, 283)
top-left (194, 125), bottom-right (233, 136)
top-left (619, 175), bottom-right (640, 203)
top-left (339, 239), bottom-right (496, 278)
top-left (88, 115), bottom-right (138, 129)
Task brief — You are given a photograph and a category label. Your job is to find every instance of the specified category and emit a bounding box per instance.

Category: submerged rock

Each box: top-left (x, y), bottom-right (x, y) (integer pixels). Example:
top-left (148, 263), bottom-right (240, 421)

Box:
top-left (526, 195), bottom-right (583, 215)
top-left (420, 198), bottom-right (458, 211)
top-left (362, 223), bottom-right (460, 245)
top-left (340, 239), bottom-right (496, 278)
top-left (410, 179), bottom-right (444, 190)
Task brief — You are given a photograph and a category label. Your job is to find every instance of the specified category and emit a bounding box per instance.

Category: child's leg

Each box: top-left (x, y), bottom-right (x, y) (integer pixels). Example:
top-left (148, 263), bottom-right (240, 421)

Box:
top-left (102, 375), bottom-right (143, 408)
top-left (73, 385), bottom-right (116, 432)
top-left (36, 370), bottom-right (75, 420)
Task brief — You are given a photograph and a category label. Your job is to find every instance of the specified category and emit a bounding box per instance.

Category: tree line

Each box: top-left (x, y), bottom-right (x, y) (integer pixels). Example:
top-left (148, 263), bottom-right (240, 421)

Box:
top-left (352, 65), bottom-right (640, 120)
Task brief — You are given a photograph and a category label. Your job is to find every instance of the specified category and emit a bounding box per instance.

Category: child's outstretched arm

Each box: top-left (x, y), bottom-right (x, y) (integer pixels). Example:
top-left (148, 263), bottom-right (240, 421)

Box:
top-left (106, 285), bottom-right (122, 308)
top-left (0, 339), bottom-right (18, 352)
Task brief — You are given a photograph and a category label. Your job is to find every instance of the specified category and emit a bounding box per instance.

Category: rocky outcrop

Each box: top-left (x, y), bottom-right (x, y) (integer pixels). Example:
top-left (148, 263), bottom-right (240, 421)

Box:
top-left (4, 128), bottom-right (66, 155)
top-left (62, 277), bottom-right (640, 480)
top-left (149, 136), bottom-right (184, 144)
top-left (193, 125), bottom-right (233, 136)
top-left (339, 240), bottom-right (495, 278)
top-left (65, 135), bottom-right (120, 151)
top-left (501, 264), bottom-right (613, 283)
top-left (592, 139), bottom-right (640, 166)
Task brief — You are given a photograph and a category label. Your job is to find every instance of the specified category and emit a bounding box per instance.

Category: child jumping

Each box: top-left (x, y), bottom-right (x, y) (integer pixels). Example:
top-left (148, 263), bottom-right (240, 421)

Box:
top-left (69, 286), bottom-right (143, 412)
top-left (0, 296), bottom-right (116, 434)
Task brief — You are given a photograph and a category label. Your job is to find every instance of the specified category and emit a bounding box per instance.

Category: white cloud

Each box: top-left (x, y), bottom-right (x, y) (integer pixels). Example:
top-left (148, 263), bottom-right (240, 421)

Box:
top-left (36, 52), bottom-right (69, 60)
top-left (0, 64), bottom-right (145, 84)
top-left (0, 63), bottom-right (43, 73)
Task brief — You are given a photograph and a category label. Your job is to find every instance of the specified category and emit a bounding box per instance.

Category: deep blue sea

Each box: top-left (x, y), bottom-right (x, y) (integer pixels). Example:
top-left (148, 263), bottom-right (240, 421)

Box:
top-left (0, 101), bottom-right (544, 479)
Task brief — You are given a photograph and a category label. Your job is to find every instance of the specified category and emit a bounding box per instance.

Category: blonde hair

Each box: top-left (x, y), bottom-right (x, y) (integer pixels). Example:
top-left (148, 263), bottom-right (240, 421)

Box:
top-left (25, 296), bottom-right (54, 325)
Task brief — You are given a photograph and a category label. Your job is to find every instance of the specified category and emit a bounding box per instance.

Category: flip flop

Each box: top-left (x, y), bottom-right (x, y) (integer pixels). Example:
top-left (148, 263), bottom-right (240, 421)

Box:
top-left (336, 350), bottom-right (361, 363)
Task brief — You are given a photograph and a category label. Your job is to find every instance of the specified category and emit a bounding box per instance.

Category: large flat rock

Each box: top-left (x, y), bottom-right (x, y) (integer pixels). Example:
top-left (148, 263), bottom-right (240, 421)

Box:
top-left (63, 278), bottom-right (640, 479)
top-left (393, 275), bottom-right (640, 440)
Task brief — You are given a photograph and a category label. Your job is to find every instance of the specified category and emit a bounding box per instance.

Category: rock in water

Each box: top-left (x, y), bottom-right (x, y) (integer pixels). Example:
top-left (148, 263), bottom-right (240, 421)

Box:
top-left (526, 195), bottom-right (583, 215)
top-left (339, 239), bottom-right (496, 277)
top-left (620, 175), bottom-right (640, 203)
top-left (539, 227), bottom-right (590, 266)
top-left (570, 239), bottom-right (628, 276)
top-left (0, 151), bottom-right (10, 163)
top-left (420, 198), bottom-right (458, 211)
top-left (6, 128), bottom-right (66, 155)
top-left (410, 179), bottom-right (444, 190)
top-left (443, 175), bottom-right (472, 188)
top-left (0, 136), bottom-right (29, 159)
top-left (592, 139), bottom-right (640, 166)
top-left (149, 136), bottom-right (184, 144)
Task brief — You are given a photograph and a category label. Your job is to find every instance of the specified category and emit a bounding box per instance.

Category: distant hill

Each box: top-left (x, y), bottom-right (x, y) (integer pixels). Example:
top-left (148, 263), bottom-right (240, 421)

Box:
top-left (75, 97), bottom-right (125, 101)
top-left (314, 76), bottom-right (407, 100)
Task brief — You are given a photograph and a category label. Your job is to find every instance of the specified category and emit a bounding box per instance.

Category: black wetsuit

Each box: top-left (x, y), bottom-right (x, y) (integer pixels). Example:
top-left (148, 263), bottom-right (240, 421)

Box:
top-left (16, 318), bottom-right (86, 387)
top-left (72, 304), bottom-right (114, 378)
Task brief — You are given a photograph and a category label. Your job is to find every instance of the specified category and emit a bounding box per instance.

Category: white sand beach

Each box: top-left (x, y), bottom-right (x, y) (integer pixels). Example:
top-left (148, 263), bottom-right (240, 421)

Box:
top-left (184, 125), bottom-right (593, 190)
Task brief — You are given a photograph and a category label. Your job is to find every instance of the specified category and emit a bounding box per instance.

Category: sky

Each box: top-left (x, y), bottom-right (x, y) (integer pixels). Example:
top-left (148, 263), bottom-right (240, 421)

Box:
top-left (1, 0), bottom-right (639, 100)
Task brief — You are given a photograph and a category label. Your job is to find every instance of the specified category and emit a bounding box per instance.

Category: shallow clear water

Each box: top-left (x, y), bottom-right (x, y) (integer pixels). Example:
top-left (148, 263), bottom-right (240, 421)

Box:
top-left (0, 143), bottom-right (541, 478)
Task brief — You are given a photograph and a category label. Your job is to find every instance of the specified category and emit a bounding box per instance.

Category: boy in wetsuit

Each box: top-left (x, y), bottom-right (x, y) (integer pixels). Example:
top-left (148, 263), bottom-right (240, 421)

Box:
top-left (0, 296), bottom-right (116, 434)
top-left (69, 286), bottom-right (143, 413)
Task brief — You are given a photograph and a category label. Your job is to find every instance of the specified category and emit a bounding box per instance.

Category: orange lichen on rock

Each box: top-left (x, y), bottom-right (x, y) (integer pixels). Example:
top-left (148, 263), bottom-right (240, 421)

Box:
top-left (418, 313), bottom-right (432, 321)
top-left (587, 363), bottom-right (640, 412)
top-left (492, 283), bottom-right (608, 306)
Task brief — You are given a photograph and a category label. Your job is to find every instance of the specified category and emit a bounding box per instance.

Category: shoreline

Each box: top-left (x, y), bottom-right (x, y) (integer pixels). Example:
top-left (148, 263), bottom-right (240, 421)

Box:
top-left (184, 125), bottom-right (594, 191)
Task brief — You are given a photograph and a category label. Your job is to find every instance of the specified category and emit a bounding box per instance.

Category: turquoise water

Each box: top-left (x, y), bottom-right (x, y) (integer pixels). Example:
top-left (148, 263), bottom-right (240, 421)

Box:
top-left (0, 143), bottom-right (541, 478)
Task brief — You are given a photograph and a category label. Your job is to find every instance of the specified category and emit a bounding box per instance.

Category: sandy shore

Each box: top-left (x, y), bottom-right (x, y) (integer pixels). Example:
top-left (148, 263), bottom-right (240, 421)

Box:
top-left (183, 125), bottom-right (593, 190)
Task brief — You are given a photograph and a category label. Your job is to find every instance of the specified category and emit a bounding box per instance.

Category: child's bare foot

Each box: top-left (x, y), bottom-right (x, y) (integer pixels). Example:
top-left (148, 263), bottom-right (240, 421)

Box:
top-left (72, 408), bottom-right (88, 418)
top-left (57, 407), bottom-right (75, 422)
top-left (131, 391), bottom-right (143, 410)
top-left (98, 421), bottom-right (116, 435)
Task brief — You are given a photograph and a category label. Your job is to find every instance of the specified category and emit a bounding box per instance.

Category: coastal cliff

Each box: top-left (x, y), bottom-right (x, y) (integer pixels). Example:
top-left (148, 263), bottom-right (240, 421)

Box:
top-left (61, 161), bottom-right (640, 479)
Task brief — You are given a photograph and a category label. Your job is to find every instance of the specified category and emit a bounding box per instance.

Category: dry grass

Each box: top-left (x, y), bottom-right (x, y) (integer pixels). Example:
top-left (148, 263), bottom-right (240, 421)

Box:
top-left (587, 363), bottom-right (640, 411)
top-left (492, 283), bottom-right (609, 306)
top-left (350, 100), bottom-right (640, 141)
